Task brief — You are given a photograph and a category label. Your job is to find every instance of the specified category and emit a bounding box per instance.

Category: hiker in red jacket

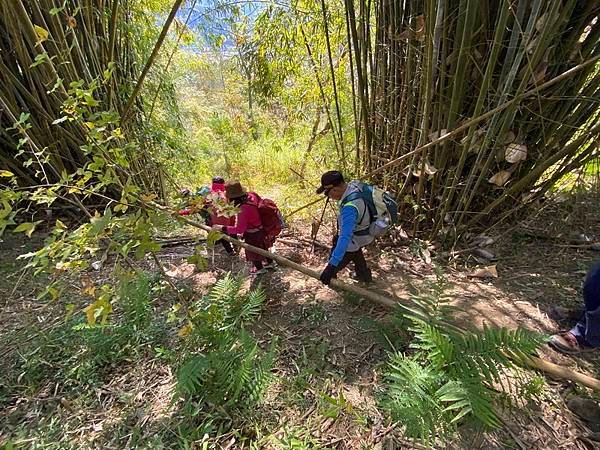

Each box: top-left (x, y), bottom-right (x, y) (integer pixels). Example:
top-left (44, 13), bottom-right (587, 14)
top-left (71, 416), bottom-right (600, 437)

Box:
top-left (211, 180), bottom-right (276, 275)
top-left (206, 176), bottom-right (236, 255)
top-left (178, 177), bottom-right (236, 255)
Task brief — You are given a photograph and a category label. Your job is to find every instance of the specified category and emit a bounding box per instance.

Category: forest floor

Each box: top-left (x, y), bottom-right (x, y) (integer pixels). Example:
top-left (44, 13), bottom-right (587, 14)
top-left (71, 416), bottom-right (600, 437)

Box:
top-left (1, 192), bottom-right (599, 449)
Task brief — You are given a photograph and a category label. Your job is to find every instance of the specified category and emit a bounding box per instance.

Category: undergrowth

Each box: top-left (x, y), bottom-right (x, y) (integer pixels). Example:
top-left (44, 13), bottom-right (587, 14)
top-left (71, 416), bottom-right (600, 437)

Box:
top-left (4, 272), bottom-right (163, 394)
top-left (175, 274), bottom-right (278, 411)
top-left (378, 268), bottom-right (548, 444)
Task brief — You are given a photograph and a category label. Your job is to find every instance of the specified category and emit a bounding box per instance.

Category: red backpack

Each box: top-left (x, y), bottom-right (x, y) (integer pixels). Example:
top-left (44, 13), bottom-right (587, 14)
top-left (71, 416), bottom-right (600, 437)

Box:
top-left (248, 192), bottom-right (284, 247)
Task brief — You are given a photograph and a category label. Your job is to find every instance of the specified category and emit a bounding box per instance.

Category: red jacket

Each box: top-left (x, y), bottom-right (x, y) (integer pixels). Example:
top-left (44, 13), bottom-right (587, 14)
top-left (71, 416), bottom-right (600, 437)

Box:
top-left (209, 182), bottom-right (235, 227)
top-left (225, 192), bottom-right (262, 235)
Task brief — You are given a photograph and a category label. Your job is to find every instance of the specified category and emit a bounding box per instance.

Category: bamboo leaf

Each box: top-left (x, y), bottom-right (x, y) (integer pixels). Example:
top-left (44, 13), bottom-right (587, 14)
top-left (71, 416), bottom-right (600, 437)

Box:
top-left (13, 221), bottom-right (42, 237)
top-left (33, 25), bottom-right (49, 45)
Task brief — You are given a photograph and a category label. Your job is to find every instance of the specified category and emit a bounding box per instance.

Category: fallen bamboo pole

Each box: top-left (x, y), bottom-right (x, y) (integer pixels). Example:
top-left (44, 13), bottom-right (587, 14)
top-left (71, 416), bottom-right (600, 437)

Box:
top-left (151, 202), bottom-right (600, 391)
top-left (286, 197), bottom-right (325, 218)
top-left (525, 355), bottom-right (600, 391)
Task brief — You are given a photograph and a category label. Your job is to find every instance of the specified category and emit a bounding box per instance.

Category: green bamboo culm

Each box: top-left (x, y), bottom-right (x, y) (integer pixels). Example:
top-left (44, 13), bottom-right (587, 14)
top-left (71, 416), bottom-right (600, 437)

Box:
top-left (0, 0), bottom-right (171, 202)
top-left (345, 0), bottom-right (600, 237)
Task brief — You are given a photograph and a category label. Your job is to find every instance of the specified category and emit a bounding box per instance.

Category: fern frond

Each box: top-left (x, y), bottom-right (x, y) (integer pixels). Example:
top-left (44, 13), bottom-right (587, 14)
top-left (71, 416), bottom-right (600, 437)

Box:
top-left (177, 354), bottom-right (209, 397)
top-left (381, 353), bottom-right (453, 441)
top-left (408, 319), bottom-right (454, 368)
top-left (226, 285), bottom-right (266, 327)
top-left (209, 273), bottom-right (243, 305)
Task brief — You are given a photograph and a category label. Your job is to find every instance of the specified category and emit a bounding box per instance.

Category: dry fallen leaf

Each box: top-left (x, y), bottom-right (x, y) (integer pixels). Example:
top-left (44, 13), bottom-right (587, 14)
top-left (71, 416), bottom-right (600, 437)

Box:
top-left (505, 143), bottom-right (527, 163)
top-left (489, 170), bottom-right (512, 186)
top-left (428, 129), bottom-right (448, 141)
top-left (469, 265), bottom-right (498, 278)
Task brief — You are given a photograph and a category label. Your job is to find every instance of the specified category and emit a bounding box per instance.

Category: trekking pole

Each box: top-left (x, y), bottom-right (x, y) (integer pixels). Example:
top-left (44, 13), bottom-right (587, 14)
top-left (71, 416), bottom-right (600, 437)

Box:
top-left (312, 196), bottom-right (330, 253)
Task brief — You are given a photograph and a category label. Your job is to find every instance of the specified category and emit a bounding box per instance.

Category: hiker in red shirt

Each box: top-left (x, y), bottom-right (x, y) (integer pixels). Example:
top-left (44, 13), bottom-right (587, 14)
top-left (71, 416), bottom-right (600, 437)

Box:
top-left (206, 176), bottom-right (236, 255)
top-left (177, 177), bottom-right (237, 255)
top-left (212, 180), bottom-right (276, 275)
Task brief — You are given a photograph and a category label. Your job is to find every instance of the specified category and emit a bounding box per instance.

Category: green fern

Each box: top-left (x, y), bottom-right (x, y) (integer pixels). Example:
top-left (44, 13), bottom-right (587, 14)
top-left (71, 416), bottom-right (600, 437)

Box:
top-left (380, 268), bottom-right (547, 442)
top-left (175, 274), bottom-right (276, 410)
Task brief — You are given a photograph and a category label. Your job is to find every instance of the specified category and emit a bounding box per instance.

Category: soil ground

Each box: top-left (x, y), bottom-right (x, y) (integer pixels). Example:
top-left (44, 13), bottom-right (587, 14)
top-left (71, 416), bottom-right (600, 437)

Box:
top-left (1, 192), bottom-right (599, 449)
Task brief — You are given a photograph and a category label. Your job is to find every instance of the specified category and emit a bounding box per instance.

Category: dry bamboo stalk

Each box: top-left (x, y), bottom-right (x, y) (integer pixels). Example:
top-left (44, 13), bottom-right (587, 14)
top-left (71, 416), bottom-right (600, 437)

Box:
top-left (364, 54), bottom-right (600, 180)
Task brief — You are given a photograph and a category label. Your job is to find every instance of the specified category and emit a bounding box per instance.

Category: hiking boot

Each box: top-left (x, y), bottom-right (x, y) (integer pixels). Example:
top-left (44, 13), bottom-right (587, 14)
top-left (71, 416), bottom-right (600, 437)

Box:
top-left (352, 272), bottom-right (373, 283)
top-left (549, 332), bottom-right (594, 355)
top-left (264, 261), bottom-right (277, 270)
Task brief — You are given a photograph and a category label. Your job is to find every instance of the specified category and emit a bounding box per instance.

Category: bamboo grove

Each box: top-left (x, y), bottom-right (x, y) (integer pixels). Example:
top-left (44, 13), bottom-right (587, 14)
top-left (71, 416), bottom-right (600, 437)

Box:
top-left (343, 0), bottom-right (599, 234)
top-left (0, 0), bottom-right (166, 210)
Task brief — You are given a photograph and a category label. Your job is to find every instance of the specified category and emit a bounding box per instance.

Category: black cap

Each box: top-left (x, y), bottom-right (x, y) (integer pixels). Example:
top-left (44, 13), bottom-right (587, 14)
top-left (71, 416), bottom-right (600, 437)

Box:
top-left (316, 170), bottom-right (344, 194)
top-left (212, 176), bottom-right (225, 184)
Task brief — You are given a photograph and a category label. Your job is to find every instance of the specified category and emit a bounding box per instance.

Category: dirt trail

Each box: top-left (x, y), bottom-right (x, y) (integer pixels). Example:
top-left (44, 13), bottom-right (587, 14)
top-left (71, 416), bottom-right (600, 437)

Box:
top-left (1, 194), bottom-right (599, 448)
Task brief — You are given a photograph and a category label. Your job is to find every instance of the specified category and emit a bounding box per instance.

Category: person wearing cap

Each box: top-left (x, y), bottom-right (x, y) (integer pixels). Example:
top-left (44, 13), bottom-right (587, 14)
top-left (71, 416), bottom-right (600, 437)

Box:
top-left (549, 260), bottom-right (600, 354)
top-left (212, 180), bottom-right (274, 274)
top-left (316, 170), bottom-right (374, 285)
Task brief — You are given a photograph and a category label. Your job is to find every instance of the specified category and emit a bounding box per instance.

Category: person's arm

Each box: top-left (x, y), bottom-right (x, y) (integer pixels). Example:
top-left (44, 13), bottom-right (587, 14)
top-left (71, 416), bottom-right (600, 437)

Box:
top-left (224, 205), bottom-right (249, 235)
top-left (329, 205), bottom-right (358, 266)
top-left (319, 205), bottom-right (358, 285)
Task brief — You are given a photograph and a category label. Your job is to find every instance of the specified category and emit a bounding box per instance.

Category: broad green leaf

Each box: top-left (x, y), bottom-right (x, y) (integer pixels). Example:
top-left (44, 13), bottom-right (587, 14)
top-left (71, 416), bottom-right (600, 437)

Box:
top-left (0, 170), bottom-right (14, 177)
top-left (30, 52), bottom-right (49, 68)
top-left (206, 230), bottom-right (223, 248)
top-left (84, 294), bottom-right (112, 325)
top-left (34, 25), bottom-right (49, 44)
top-left (13, 221), bottom-right (42, 237)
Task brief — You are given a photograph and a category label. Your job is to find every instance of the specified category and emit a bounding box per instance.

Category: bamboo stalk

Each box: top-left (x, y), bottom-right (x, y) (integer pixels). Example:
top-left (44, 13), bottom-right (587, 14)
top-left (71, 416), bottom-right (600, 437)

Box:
top-left (364, 55), bottom-right (600, 179)
top-left (121, 0), bottom-right (184, 122)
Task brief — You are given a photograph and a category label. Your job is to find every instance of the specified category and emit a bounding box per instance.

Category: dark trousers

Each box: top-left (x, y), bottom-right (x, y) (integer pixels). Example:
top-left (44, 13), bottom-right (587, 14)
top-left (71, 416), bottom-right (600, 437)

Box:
top-left (330, 235), bottom-right (372, 282)
top-left (571, 261), bottom-right (600, 347)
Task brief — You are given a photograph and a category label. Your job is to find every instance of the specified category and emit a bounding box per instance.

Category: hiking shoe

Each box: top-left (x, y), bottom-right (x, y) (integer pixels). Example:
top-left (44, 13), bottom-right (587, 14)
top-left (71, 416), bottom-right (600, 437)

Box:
top-left (352, 272), bottom-right (373, 283)
top-left (264, 261), bottom-right (277, 270)
top-left (549, 332), bottom-right (594, 355)
top-left (250, 267), bottom-right (268, 276)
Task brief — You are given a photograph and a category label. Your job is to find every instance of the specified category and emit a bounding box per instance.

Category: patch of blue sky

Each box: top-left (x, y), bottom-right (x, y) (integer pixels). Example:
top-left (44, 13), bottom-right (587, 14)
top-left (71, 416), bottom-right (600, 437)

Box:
top-left (176, 0), bottom-right (282, 53)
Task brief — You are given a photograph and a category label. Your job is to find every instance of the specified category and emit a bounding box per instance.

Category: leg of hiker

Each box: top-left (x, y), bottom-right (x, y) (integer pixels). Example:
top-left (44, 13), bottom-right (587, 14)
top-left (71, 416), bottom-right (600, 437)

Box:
top-left (219, 237), bottom-right (234, 255)
top-left (350, 248), bottom-right (372, 282)
top-left (243, 229), bottom-right (269, 274)
top-left (550, 261), bottom-right (600, 354)
top-left (571, 262), bottom-right (600, 347)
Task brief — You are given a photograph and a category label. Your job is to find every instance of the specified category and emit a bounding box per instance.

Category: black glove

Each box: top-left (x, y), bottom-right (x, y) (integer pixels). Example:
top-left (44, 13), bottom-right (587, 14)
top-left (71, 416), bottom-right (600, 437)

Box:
top-left (319, 263), bottom-right (337, 285)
